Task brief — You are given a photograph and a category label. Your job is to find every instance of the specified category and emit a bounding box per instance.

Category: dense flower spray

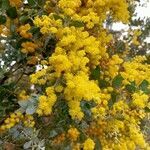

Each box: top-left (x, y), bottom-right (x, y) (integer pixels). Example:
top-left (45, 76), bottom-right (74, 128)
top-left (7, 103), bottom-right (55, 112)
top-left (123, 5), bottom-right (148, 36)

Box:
top-left (0, 0), bottom-right (149, 149)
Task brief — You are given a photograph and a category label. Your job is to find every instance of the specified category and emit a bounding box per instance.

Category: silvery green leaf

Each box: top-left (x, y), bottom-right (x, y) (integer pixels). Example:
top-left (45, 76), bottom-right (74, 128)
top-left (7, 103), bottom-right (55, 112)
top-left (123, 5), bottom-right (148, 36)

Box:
top-left (0, 71), bottom-right (4, 79)
top-left (49, 130), bottom-right (58, 138)
top-left (13, 130), bottom-right (20, 138)
top-left (95, 137), bottom-right (102, 150)
top-left (31, 94), bottom-right (39, 99)
top-left (23, 141), bottom-right (32, 149)
top-left (0, 140), bottom-right (3, 145)
top-left (17, 107), bottom-right (25, 113)
top-left (37, 147), bottom-right (45, 150)
top-left (39, 140), bottom-right (45, 147)
top-left (64, 145), bottom-right (71, 150)
top-left (9, 127), bottom-right (20, 139)
top-left (18, 100), bottom-right (28, 109)
top-left (23, 128), bottom-right (34, 136)
top-left (9, 126), bottom-right (17, 133)
top-left (80, 121), bottom-right (89, 129)
top-left (33, 137), bottom-right (39, 143)
top-left (37, 140), bottom-right (45, 150)
top-left (34, 129), bottom-right (40, 136)
top-left (26, 105), bottom-right (36, 114)
top-left (30, 98), bottom-right (38, 105)
top-left (19, 133), bottom-right (26, 139)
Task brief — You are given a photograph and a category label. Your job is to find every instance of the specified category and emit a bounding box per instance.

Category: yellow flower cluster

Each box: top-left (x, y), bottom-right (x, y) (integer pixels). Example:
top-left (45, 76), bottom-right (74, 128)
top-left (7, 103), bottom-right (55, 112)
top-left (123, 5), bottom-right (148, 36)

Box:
top-left (49, 54), bottom-right (72, 75)
top-left (27, 56), bottom-right (38, 65)
top-left (32, 15), bottom-right (112, 120)
top-left (0, 112), bottom-right (23, 132)
top-left (58, 0), bottom-right (81, 16)
top-left (35, 24), bottom-right (101, 67)
top-left (67, 127), bottom-right (80, 141)
top-left (132, 91), bottom-right (149, 108)
top-left (0, 111), bottom-right (35, 132)
top-left (0, 24), bottom-right (10, 36)
top-left (31, 0), bottom-right (131, 123)
top-left (34, 15), bottom-right (113, 69)
top-left (43, 1), bottom-right (51, 13)
top-left (108, 55), bottom-right (123, 78)
top-left (83, 138), bottom-right (95, 150)
top-left (131, 29), bottom-right (142, 46)
top-left (30, 69), bottom-right (47, 85)
top-left (68, 100), bottom-right (84, 120)
top-left (65, 72), bottom-right (100, 102)
top-left (23, 114), bottom-right (35, 128)
top-left (17, 24), bottom-right (32, 39)
top-left (113, 100), bottom-right (129, 113)
top-left (36, 87), bottom-right (57, 116)
top-left (121, 56), bottom-right (150, 85)
top-left (18, 90), bottom-right (29, 100)
top-left (27, 0), bottom-right (150, 149)
top-left (33, 15), bottom-right (62, 34)
top-left (89, 116), bottom-right (149, 149)
top-left (91, 86), bottom-right (113, 119)
top-left (89, 94), bottom-right (150, 150)
top-left (55, 85), bottom-right (64, 93)
top-left (56, 26), bottom-right (103, 67)
top-left (73, 143), bottom-right (81, 150)
top-left (82, 12), bottom-right (100, 29)
top-left (129, 126), bottom-right (148, 148)
top-left (0, 25), bottom-right (4, 35)
top-left (58, 0), bottom-right (129, 28)
top-left (21, 41), bottom-right (38, 54)
top-left (0, 113), bottom-right (36, 133)
top-left (52, 133), bottom-right (65, 145)
top-left (64, 72), bottom-right (101, 120)
top-left (107, 0), bottom-right (130, 23)
top-left (9, 0), bottom-right (22, 7)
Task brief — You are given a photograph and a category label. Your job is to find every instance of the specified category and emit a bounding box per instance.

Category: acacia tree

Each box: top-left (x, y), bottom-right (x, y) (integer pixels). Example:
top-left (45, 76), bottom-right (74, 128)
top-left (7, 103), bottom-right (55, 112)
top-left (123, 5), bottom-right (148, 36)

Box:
top-left (0, 0), bottom-right (150, 149)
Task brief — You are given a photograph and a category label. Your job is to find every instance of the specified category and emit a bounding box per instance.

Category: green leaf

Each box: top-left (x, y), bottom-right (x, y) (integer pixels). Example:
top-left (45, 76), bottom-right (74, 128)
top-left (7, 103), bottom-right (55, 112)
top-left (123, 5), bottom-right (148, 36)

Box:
top-left (125, 81), bottom-right (136, 93)
top-left (95, 138), bottom-right (102, 150)
top-left (44, 37), bottom-right (56, 57)
top-left (18, 100), bottom-right (28, 109)
top-left (49, 130), bottom-right (58, 138)
top-left (19, 16), bottom-right (30, 24)
top-left (99, 79), bottom-right (109, 88)
top-left (81, 101), bottom-right (94, 121)
top-left (91, 66), bottom-right (100, 80)
top-left (27, 0), bottom-right (36, 6)
top-left (0, 104), bottom-right (5, 118)
top-left (1, 0), bottom-right (10, 10)
top-left (29, 26), bottom-right (40, 34)
top-left (139, 80), bottom-right (149, 89)
top-left (145, 107), bottom-right (150, 112)
top-left (23, 141), bottom-right (32, 149)
top-left (108, 91), bottom-right (118, 108)
top-left (112, 74), bottom-right (123, 88)
top-left (64, 145), bottom-right (72, 150)
top-left (0, 83), bottom-right (15, 101)
top-left (0, 15), bottom-right (6, 24)
top-left (6, 7), bottom-right (18, 19)
top-left (116, 40), bottom-right (125, 53)
top-left (139, 80), bottom-right (150, 94)
top-left (10, 22), bottom-right (16, 32)
top-left (69, 20), bottom-right (84, 27)
top-left (53, 14), bottom-right (63, 21)
top-left (37, 0), bottom-right (45, 6)
top-left (26, 105), bottom-right (36, 114)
